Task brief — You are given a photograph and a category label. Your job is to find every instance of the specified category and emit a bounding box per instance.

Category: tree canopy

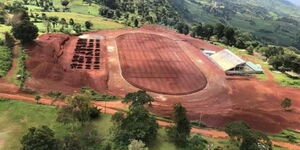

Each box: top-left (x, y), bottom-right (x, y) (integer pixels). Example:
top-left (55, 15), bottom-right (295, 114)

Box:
top-left (225, 121), bottom-right (272, 150)
top-left (56, 94), bottom-right (100, 125)
top-left (123, 90), bottom-right (154, 107)
top-left (20, 126), bottom-right (59, 150)
top-left (12, 20), bottom-right (38, 43)
top-left (111, 105), bottom-right (158, 146)
top-left (281, 98), bottom-right (292, 111)
top-left (168, 103), bottom-right (191, 147)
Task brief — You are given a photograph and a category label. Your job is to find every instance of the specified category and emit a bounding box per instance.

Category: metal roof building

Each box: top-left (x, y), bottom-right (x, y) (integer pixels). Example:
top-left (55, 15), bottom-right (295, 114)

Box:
top-left (209, 49), bottom-right (264, 75)
top-left (210, 49), bottom-right (246, 71)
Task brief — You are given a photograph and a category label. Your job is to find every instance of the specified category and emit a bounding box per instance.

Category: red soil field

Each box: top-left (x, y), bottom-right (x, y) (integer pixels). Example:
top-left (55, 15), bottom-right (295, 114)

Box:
top-left (116, 33), bottom-right (207, 95)
top-left (19, 25), bottom-right (300, 133)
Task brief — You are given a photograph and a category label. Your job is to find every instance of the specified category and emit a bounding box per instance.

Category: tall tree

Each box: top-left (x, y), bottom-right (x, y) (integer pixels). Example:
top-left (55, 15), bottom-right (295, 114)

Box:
top-left (111, 105), bottom-right (158, 146)
top-left (224, 26), bottom-right (236, 45)
top-left (168, 103), bottom-right (191, 147)
top-left (56, 94), bottom-right (99, 125)
top-left (20, 126), bottom-right (59, 150)
top-left (225, 121), bottom-right (272, 150)
top-left (176, 22), bottom-right (190, 35)
top-left (201, 24), bottom-right (214, 40)
top-left (85, 21), bottom-right (93, 29)
top-left (61, 0), bottom-right (70, 8)
top-left (123, 90), bottom-right (154, 107)
top-left (12, 20), bottom-right (38, 43)
top-left (214, 23), bottom-right (225, 39)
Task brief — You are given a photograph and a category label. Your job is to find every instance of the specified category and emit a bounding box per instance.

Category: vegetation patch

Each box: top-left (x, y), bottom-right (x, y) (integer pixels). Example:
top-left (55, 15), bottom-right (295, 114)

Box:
top-left (0, 46), bottom-right (12, 77)
top-left (272, 72), bottom-right (300, 88)
top-left (80, 87), bottom-right (118, 101)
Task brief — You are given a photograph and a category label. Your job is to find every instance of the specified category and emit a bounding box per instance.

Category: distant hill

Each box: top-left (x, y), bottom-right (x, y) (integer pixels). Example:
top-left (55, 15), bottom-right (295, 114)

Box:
top-left (286, 0), bottom-right (300, 6)
top-left (169, 0), bottom-right (300, 49)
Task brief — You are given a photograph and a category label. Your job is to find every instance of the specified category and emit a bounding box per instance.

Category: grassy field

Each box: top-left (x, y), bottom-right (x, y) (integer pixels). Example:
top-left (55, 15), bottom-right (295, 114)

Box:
top-left (0, 99), bottom-right (264, 150)
top-left (38, 12), bottom-right (124, 30)
top-left (0, 46), bottom-right (12, 78)
top-left (270, 129), bottom-right (300, 144)
top-left (0, 99), bottom-right (179, 150)
top-left (0, 99), bottom-right (70, 150)
top-left (1, 0), bottom-right (125, 35)
top-left (272, 72), bottom-right (300, 88)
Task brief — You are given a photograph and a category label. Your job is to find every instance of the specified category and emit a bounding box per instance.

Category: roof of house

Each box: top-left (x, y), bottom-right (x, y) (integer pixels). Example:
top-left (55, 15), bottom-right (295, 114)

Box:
top-left (210, 49), bottom-right (246, 71)
top-left (245, 61), bottom-right (263, 72)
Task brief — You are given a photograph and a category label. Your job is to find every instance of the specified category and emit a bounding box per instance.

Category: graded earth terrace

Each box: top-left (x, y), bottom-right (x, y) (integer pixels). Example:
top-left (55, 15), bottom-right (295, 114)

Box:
top-left (22, 25), bottom-right (300, 133)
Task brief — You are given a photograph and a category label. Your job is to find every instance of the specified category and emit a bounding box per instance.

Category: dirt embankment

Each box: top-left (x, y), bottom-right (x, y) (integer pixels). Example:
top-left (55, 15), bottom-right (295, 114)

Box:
top-left (24, 33), bottom-right (108, 93)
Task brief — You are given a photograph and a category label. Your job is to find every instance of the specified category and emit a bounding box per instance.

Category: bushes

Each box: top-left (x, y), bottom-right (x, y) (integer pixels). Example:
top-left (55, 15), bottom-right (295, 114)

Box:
top-left (80, 87), bottom-right (118, 101)
top-left (17, 48), bottom-right (28, 88)
top-left (0, 46), bottom-right (12, 78)
top-left (225, 121), bottom-right (272, 150)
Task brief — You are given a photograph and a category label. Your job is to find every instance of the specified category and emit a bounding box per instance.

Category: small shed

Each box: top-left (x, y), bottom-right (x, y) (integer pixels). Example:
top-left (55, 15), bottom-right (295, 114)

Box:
top-left (244, 62), bottom-right (264, 74)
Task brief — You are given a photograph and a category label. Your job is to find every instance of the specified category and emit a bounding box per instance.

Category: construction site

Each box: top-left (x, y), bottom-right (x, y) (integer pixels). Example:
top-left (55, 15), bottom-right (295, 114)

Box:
top-left (21, 25), bottom-right (300, 133)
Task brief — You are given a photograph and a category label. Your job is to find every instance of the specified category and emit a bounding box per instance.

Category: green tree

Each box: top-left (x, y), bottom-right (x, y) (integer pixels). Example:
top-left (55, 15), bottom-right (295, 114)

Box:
top-left (12, 20), bottom-right (38, 44)
top-left (85, 21), bottom-right (93, 29)
top-left (20, 126), bottom-right (59, 150)
top-left (191, 23), bottom-right (202, 37)
top-left (224, 26), bottom-right (236, 45)
top-left (225, 121), bottom-right (272, 150)
top-left (69, 18), bottom-right (74, 26)
top-left (225, 121), bottom-right (250, 141)
top-left (260, 46), bottom-right (284, 58)
top-left (281, 98), bottom-right (292, 111)
top-left (201, 24), bottom-right (214, 40)
top-left (128, 140), bottom-right (148, 150)
top-left (61, 0), bottom-right (70, 9)
top-left (246, 45), bottom-right (254, 55)
top-left (73, 23), bottom-right (82, 34)
top-left (103, 0), bottom-right (119, 9)
top-left (111, 105), bottom-right (158, 146)
top-left (123, 90), bottom-right (154, 107)
top-left (176, 22), bottom-right (190, 35)
top-left (48, 16), bottom-right (59, 28)
top-left (187, 134), bottom-right (208, 150)
top-left (35, 95), bottom-right (41, 104)
top-left (57, 94), bottom-right (97, 125)
top-left (168, 103), bottom-right (191, 147)
top-left (134, 19), bottom-right (139, 27)
top-left (214, 23), bottom-right (225, 39)
top-left (240, 130), bottom-right (272, 150)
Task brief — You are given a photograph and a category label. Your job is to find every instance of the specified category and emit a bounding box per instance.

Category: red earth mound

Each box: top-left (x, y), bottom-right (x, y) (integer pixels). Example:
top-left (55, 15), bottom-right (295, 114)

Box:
top-left (25, 33), bottom-right (108, 93)
top-left (23, 25), bottom-right (300, 133)
top-left (116, 33), bottom-right (207, 95)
